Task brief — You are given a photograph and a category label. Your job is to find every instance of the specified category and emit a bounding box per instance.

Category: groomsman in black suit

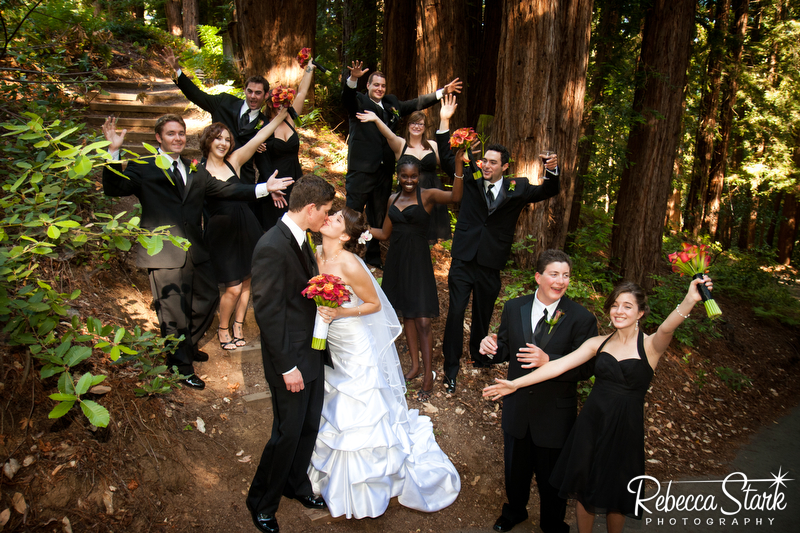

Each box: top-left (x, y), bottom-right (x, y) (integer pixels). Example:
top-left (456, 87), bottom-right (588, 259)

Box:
top-left (101, 115), bottom-right (290, 390)
top-left (246, 176), bottom-right (335, 533)
top-left (440, 144), bottom-right (559, 393)
top-left (479, 250), bottom-right (597, 533)
top-left (164, 49), bottom-right (271, 185)
top-left (342, 60), bottom-right (461, 267)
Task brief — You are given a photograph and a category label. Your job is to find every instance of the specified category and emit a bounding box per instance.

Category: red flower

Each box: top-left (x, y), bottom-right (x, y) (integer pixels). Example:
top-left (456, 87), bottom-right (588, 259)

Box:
top-left (297, 47), bottom-right (312, 67)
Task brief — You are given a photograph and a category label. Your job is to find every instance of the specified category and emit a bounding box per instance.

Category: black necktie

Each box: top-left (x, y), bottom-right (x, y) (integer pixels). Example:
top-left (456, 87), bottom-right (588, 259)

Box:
top-left (240, 111), bottom-right (250, 130)
top-left (171, 160), bottom-right (185, 196)
top-left (302, 239), bottom-right (317, 276)
top-left (487, 183), bottom-right (496, 202)
top-left (534, 309), bottom-right (548, 346)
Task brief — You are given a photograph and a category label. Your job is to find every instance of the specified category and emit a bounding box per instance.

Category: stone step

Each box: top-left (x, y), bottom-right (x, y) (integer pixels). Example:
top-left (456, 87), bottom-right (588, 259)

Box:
top-left (100, 79), bottom-right (174, 89)
top-left (89, 91), bottom-right (180, 104)
top-left (89, 101), bottom-right (191, 115)
top-left (85, 115), bottom-right (209, 133)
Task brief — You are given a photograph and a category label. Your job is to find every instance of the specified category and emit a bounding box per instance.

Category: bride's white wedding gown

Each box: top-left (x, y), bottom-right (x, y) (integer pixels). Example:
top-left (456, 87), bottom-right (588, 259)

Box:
top-left (307, 261), bottom-right (461, 519)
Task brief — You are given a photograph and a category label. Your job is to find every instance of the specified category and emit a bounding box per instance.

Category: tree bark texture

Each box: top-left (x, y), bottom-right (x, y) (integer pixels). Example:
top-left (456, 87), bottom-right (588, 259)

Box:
top-left (609, 0), bottom-right (696, 289)
top-left (342, 0), bottom-right (379, 92)
top-left (765, 191), bottom-right (783, 246)
top-left (165, 0), bottom-right (183, 37)
top-left (704, 0), bottom-right (750, 238)
top-left (492, 0), bottom-right (593, 267)
top-left (182, 0), bottom-right (200, 46)
top-left (383, 0), bottom-right (417, 104)
top-left (234, 0), bottom-right (316, 89)
top-left (684, 0), bottom-right (730, 237)
top-left (415, 0), bottom-right (469, 138)
top-left (467, 0), bottom-right (503, 124)
top-left (777, 191), bottom-right (798, 265)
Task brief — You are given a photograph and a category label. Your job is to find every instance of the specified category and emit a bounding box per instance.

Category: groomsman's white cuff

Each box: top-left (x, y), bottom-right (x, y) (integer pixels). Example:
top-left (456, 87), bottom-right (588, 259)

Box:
top-left (110, 150), bottom-right (121, 160)
top-left (346, 78), bottom-right (357, 89)
top-left (176, 68), bottom-right (182, 77)
top-left (436, 129), bottom-right (449, 134)
top-left (255, 183), bottom-right (269, 198)
top-left (436, 89), bottom-right (444, 100)
top-left (282, 366), bottom-right (297, 375)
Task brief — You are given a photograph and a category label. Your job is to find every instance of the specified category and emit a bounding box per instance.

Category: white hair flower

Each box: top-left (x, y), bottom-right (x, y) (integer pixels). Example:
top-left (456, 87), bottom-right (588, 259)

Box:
top-left (358, 230), bottom-right (373, 245)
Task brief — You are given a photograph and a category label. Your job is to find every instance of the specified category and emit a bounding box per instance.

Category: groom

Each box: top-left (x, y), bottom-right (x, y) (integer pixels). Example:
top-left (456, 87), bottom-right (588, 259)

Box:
top-left (246, 175), bottom-right (335, 533)
top-left (479, 249), bottom-right (597, 532)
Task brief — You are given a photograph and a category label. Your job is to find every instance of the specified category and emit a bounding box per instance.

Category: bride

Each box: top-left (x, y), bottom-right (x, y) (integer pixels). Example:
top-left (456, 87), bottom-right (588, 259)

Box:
top-left (308, 207), bottom-right (461, 519)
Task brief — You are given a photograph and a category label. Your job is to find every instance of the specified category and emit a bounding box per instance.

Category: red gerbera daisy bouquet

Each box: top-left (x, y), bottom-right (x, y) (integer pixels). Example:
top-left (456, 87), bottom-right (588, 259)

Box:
top-left (270, 85), bottom-right (298, 119)
top-left (667, 243), bottom-right (722, 318)
top-left (302, 273), bottom-right (351, 349)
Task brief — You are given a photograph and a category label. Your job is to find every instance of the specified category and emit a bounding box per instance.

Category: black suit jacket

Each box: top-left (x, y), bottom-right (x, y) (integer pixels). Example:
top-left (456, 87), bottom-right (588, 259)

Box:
top-left (102, 157), bottom-right (256, 269)
top-left (174, 72), bottom-right (270, 183)
top-left (497, 294), bottom-right (597, 447)
top-left (342, 82), bottom-right (439, 174)
top-left (251, 221), bottom-right (331, 388)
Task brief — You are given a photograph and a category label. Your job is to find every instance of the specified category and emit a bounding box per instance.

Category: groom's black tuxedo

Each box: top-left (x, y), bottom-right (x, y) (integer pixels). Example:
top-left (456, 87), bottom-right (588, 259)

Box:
top-left (247, 220), bottom-right (331, 516)
top-left (495, 293), bottom-right (597, 532)
top-left (174, 72), bottom-right (270, 185)
top-left (102, 156), bottom-right (258, 372)
top-left (439, 143), bottom-right (560, 381)
top-left (342, 82), bottom-right (440, 264)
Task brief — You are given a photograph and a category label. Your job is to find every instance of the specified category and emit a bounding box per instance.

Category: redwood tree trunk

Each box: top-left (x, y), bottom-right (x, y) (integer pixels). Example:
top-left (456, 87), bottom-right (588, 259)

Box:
top-left (684, 0), bottom-right (730, 236)
top-left (234, 0), bottom-right (317, 87)
top-left (342, 0), bottom-right (379, 91)
top-left (704, 0), bottom-right (750, 238)
top-left (609, 0), bottom-right (696, 289)
top-left (182, 0), bottom-right (200, 46)
top-left (777, 192), bottom-right (798, 265)
top-left (493, 0), bottom-right (593, 267)
top-left (383, 0), bottom-right (417, 104)
top-left (165, 0), bottom-right (183, 37)
top-left (467, 0), bottom-right (503, 124)
top-left (416, 0), bottom-right (469, 136)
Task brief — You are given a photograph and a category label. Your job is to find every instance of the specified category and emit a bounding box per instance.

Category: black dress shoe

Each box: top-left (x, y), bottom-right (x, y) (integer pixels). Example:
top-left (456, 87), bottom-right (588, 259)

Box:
top-left (294, 495), bottom-right (326, 509)
top-left (443, 376), bottom-right (456, 394)
top-left (194, 350), bottom-right (209, 362)
top-left (472, 360), bottom-right (490, 368)
top-left (493, 515), bottom-right (520, 532)
top-left (246, 501), bottom-right (279, 533)
top-left (182, 375), bottom-right (206, 390)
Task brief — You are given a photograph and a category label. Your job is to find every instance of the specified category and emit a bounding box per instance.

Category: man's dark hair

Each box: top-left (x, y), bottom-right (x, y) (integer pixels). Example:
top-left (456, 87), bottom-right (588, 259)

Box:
top-left (536, 249), bottom-right (573, 275)
top-left (484, 143), bottom-right (511, 166)
top-left (154, 114), bottom-right (186, 137)
top-left (367, 71), bottom-right (386, 86)
top-left (288, 175), bottom-right (336, 212)
top-left (244, 75), bottom-right (269, 93)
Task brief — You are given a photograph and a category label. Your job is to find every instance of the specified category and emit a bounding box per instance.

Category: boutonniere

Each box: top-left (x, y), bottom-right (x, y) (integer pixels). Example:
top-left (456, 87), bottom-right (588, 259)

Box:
top-left (306, 231), bottom-right (317, 254)
top-left (391, 108), bottom-right (400, 118)
top-left (508, 179), bottom-right (516, 192)
top-left (545, 309), bottom-right (565, 334)
top-left (254, 119), bottom-right (265, 130)
top-left (189, 159), bottom-right (199, 173)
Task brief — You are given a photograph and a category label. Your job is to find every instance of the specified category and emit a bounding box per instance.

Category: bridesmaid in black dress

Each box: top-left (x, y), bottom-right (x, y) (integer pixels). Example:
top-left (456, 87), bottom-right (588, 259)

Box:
top-left (484, 276), bottom-right (714, 533)
top-left (201, 108), bottom-right (291, 350)
top-left (257, 62), bottom-right (317, 231)
top-left (369, 155), bottom-right (464, 400)
top-left (357, 94), bottom-right (458, 242)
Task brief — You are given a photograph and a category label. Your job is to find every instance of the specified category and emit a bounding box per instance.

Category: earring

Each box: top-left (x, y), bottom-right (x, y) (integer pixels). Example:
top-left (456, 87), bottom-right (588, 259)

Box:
top-left (636, 320), bottom-right (639, 330)
top-left (608, 320), bottom-right (612, 327)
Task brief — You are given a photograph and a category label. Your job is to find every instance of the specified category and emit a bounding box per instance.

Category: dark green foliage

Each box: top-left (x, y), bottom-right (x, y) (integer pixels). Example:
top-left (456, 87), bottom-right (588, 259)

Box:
top-left (715, 366), bottom-right (753, 391)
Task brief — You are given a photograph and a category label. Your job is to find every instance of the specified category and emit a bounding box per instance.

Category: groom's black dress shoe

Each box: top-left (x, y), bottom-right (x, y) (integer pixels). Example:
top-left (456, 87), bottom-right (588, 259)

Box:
top-left (443, 376), bottom-right (456, 394)
top-left (246, 501), bottom-right (279, 533)
top-left (193, 350), bottom-right (209, 362)
top-left (294, 495), bottom-right (327, 510)
top-left (493, 515), bottom-right (520, 532)
top-left (181, 375), bottom-right (206, 390)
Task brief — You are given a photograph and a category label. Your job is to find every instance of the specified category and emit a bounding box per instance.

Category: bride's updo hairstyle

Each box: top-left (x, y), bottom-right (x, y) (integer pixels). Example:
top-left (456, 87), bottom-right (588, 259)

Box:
top-left (341, 207), bottom-right (369, 256)
top-left (604, 281), bottom-right (650, 320)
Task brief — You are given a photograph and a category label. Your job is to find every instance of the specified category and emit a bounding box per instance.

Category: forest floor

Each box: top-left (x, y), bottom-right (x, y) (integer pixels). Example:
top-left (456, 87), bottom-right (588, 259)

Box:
top-left (1, 113), bottom-right (800, 533)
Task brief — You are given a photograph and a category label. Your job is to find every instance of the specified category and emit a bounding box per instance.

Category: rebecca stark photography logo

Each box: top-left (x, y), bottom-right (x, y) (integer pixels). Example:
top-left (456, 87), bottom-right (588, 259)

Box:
top-left (630, 467), bottom-right (792, 527)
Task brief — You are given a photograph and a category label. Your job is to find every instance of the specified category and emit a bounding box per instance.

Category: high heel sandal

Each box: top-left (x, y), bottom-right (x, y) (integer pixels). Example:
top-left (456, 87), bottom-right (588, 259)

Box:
top-left (218, 326), bottom-right (237, 351)
top-left (416, 371), bottom-right (436, 402)
top-left (232, 320), bottom-right (247, 347)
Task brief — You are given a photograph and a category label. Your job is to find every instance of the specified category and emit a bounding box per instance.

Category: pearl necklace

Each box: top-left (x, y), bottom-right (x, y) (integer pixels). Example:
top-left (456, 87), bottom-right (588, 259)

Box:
top-left (320, 247), bottom-right (344, 264)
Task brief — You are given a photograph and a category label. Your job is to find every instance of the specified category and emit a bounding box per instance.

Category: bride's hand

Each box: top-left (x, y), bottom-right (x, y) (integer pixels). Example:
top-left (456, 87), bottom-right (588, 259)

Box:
top-left (317, 306), bottom-right (340, 323)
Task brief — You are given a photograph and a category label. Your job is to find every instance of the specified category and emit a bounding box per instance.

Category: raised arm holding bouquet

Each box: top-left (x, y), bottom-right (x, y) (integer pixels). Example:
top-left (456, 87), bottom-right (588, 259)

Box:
top-left (483, 276), bottom-right (713, 533)
top-left (668, 243), bottom-right (721, 318)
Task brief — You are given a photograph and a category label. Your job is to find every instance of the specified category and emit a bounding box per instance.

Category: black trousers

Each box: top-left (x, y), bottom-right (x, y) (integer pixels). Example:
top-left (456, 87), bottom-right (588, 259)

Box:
top-left (148, 254), bottom-right (219, 374)
top-left (502, 427), bottom-right (569, 533)
top-left (247, 368), bottom-right (325, 515)
top-left (442, 257), bottom-right (501, 380)
top-left (345, 167), bottom-right (393, 266)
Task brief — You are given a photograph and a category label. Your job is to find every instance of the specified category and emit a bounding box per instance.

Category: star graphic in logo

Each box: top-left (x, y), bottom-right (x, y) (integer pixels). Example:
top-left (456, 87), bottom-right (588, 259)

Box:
top-left (769, 467), bottom-right (793, 490)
